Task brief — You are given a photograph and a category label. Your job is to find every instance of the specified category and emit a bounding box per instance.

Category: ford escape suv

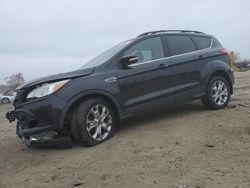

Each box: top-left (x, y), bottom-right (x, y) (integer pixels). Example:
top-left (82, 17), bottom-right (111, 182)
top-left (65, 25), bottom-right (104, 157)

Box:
top-left (6, 30), bottom-right (234, 147)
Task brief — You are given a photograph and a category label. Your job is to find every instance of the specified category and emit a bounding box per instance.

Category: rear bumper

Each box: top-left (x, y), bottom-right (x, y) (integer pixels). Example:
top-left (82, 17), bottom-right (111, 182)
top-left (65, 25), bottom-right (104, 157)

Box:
top-left (230, 69), bottom-right (235, 84)
top-left (229, 70), bottom-right (235, 94)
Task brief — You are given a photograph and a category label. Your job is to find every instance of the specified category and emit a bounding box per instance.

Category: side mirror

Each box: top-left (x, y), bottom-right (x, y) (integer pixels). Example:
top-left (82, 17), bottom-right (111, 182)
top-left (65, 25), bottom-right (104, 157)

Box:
top-left (119, 55), bottom-right (138, 69)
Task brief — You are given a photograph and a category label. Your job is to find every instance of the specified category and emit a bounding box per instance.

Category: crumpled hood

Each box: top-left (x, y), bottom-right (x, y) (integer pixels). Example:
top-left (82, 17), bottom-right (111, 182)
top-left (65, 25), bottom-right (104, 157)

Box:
top-left (18, 67), bottom-right (95, 89)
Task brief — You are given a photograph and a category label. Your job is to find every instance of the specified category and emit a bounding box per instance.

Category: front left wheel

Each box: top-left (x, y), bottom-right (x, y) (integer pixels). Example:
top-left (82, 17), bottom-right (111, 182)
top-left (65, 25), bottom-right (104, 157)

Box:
top-left (71, 98), bottom-right (115, 146)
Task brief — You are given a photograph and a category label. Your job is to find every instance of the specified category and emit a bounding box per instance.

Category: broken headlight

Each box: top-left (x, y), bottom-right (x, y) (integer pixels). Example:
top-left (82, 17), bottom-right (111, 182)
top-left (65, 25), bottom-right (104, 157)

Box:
top-left (26, 80), bottom-right (70, 99)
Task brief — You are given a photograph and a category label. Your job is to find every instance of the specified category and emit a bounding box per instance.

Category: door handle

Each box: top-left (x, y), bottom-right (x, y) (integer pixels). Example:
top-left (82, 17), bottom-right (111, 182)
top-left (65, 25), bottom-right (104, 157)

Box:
top-left (199, 55), bottom-right (206, 60)
top-left (159, 64), bottom-right (169, 69)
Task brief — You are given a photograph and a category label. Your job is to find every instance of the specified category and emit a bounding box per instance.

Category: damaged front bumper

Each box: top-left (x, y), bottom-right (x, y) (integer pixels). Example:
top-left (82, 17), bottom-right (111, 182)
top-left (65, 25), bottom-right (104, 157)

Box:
top-left (22, 132), bottom-right (72, 148)
top-left (6, 109), bottom-right (56, 138)
top-left (6, 108), bottom-right (72, 148)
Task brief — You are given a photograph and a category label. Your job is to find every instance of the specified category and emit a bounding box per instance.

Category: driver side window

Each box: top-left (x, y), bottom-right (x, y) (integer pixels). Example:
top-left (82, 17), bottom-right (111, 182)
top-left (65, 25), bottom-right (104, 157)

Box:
top-left (122, 37), bottom-right (164, 64)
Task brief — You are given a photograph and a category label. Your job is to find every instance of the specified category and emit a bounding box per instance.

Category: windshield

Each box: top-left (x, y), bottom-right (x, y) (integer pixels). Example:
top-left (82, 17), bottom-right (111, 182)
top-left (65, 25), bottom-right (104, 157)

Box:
top-left (80, 40), bottom-right (132, 69)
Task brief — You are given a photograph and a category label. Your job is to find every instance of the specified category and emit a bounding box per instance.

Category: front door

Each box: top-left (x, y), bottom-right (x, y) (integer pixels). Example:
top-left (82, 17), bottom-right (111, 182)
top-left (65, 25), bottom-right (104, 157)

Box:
top-left (117, 36), bottom-right (175, 118)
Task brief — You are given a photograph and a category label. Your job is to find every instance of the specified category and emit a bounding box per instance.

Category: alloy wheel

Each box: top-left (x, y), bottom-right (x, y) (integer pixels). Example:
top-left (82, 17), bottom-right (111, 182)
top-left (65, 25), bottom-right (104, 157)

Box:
top-left (211, 80), bottom-right (228, 105)
top-left (86, 104), bottom-right (112, 141)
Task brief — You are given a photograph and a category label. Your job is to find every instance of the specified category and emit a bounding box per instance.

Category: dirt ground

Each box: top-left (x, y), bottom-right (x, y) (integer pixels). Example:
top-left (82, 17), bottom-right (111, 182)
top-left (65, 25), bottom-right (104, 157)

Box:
top-left (0, 72), bottom-right (250, 188)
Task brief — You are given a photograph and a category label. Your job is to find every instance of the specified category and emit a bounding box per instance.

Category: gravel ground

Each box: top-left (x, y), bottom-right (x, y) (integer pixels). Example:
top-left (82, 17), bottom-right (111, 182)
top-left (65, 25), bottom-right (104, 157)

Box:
top-left (0, 72), bottom-right (250, 188)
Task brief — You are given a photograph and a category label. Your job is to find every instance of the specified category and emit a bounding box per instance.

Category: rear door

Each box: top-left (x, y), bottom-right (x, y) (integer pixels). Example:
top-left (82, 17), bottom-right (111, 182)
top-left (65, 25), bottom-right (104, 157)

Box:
top-left (164, 34), bottom-right (205, 104)
top-left (117, 36), bottom-right (175, 117)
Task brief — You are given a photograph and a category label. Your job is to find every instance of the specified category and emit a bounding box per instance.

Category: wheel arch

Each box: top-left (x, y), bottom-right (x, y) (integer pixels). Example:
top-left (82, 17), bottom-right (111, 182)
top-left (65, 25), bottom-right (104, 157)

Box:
top-left (59, 90), bottom-right (123, 130)
top-left (205, 69), bottom-right (233, 95)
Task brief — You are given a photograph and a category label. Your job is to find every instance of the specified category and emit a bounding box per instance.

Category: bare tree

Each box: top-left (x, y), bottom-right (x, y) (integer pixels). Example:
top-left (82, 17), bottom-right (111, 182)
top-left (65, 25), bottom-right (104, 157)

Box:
top-left (0, 84), bottom-right (9, 95)
top-left (5, 73), bottom-right (25, 92)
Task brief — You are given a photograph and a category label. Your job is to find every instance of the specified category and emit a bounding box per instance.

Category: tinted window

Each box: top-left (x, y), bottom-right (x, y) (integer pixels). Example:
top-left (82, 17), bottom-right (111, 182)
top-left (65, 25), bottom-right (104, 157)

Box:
top-left (212, 37), bottom-right (222, 48)
top-left (166, 35), bottom-right (196, 56)
top-left (191, 36), bottom-right (211, 50)
top-left (122, 37), bottom-right (164, 64)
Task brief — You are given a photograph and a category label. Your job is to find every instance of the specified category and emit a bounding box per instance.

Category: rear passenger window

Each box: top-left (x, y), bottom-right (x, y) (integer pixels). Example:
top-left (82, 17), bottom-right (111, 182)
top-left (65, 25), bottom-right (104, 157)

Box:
top-left (191, 36), bottom-right (211, 50)
top-left (166, 35), bottom-right (196, 56)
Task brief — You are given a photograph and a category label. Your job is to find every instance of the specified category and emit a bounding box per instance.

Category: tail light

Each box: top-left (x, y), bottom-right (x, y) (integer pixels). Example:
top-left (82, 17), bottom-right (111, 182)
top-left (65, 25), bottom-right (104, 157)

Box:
top-left (218, 48), bottom-right (236, 72)
top-left (218, 48), bottom-right (230, 56)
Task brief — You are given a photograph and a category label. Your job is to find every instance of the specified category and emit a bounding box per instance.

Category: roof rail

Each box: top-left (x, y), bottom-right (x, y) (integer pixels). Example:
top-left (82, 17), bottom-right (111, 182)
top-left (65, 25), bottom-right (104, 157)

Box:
top-left (137, 30), bottom-right (205, 38)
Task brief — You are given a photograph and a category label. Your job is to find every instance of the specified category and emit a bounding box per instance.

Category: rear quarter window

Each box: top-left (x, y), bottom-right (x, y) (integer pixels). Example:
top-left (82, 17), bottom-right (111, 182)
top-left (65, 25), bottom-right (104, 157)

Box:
top-left (212, 37), bottom-right (222, 48)
top-left (166, 35), bottom-right (196, 56)
top-left (191, 36), bottom-right (212, 50)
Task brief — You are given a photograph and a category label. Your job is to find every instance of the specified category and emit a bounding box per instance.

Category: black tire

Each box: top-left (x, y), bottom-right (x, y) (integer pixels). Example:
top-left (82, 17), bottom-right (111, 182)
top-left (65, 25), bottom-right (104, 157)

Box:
top-left (201, 76), bottom-right (231, 110)
top-left (71, 98), bottom-right (115, 146)
top-left (2, 98), bottom-right (10, 104)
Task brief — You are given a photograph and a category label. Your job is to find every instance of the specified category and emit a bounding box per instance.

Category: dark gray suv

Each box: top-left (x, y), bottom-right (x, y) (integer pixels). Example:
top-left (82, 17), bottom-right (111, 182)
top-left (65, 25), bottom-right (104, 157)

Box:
top-left (6, 30), bottom-right (234, 147)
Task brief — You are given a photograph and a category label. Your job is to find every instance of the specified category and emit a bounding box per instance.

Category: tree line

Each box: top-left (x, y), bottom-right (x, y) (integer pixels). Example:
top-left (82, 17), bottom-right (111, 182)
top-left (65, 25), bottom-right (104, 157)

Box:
top-left (0, 73), bottom-right (25, 95)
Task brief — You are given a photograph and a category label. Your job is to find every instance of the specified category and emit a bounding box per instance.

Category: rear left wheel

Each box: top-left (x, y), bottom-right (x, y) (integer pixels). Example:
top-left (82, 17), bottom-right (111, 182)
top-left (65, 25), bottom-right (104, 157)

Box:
top-left (201, 76), bottom-right (230, 109)
top-left (71, 98), bottom-right (115, 146)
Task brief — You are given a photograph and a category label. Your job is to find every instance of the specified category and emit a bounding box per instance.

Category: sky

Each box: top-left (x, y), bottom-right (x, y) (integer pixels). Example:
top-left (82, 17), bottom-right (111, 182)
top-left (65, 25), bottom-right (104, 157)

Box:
top-left (0, 0), bottom-right (249, 84)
